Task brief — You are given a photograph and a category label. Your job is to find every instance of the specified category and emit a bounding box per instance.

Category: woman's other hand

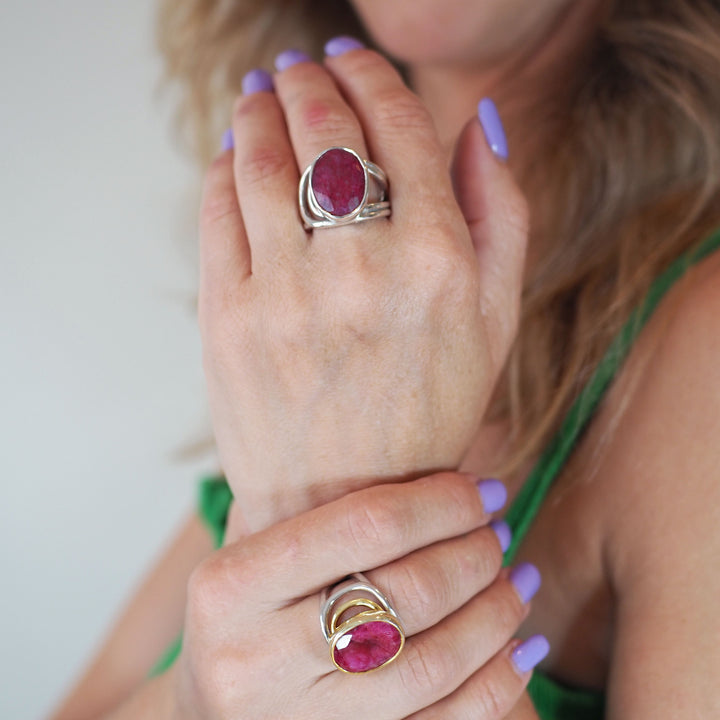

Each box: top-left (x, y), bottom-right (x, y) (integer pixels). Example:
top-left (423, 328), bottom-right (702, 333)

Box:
top-left (171, 473), bottom-right (544, 720)
top-left (199, 42), bottom-right (529, 529)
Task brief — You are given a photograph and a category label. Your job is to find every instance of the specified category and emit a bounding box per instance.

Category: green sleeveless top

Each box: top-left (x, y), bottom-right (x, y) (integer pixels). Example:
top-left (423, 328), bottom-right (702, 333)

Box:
top-left (150, 226), bottom-right (720, 719)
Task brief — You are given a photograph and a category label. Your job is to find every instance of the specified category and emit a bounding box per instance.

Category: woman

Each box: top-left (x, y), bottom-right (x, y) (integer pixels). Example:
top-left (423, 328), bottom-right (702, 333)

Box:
top-left (50, 0), bottom-right (720, 718)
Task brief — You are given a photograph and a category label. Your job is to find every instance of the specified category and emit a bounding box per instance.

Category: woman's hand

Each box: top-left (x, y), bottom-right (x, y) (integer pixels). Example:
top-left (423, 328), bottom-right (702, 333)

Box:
top-left (171, 473), bottom-right (540, 720)
top-left (198, 44), bottom-right (529, 530)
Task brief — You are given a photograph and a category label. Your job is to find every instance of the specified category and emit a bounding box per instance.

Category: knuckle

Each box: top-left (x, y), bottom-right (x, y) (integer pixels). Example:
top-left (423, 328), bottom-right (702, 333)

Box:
top-left (186, 552), bottom-right (247, 620)
top-left (491, 583), bottom-right (525, 638)
top-left (199, 192), bottom-right (237, 235)
top-left (344, 494), bottom-right (405, 554)
top-left (391, 557), bottom-right (445, 620)
top-left (403, 560), bottom-right (452, 619)
top-left (425, 244), bottom-right (476, 292)
top-left (186, 558), bottom-right (221, 622)
top-left (240, 144), bottom-right (293, 189)
top-left (373, 87), bottom-right (434, 134)
top-left (472, 674), bottom-right (509, 720)
top-left (233, 90), bottom-right (272, 121)
top-left (341, 48), bottom-right (403, 81)
top-left (399, 636), bottom-right (458, 699)
top-left (298, 97), bottom-right (354, 140)
top-left (425, 472), bottom-right (484, 528)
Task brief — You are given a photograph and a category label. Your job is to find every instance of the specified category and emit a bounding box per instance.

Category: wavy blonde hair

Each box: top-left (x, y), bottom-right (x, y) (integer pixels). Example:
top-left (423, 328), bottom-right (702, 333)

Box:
top-left (158, 0), bottom-right (720, 475)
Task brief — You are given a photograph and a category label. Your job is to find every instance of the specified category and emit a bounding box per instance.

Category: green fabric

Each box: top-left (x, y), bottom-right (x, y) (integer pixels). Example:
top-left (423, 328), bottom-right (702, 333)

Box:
top-left (149, 226), bottom-right (720, 718)
top-left (505, 224), bottom-right (720, 719)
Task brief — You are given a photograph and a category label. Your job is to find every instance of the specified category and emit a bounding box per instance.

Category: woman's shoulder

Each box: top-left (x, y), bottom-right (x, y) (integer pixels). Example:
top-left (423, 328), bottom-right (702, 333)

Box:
top-left (591, 246), bottom-right (720, 570)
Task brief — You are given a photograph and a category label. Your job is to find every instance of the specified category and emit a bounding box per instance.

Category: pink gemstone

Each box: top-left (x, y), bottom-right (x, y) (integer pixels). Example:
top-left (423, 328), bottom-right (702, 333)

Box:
top-left (333, 620), bottom-right (402, 673)
top-left (311, 148), bottom-right (366, 217)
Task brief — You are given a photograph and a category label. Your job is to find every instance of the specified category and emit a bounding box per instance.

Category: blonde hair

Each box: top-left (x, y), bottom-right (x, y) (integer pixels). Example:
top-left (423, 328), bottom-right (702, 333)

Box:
top-left (158, 0), bottom-right (720, 474)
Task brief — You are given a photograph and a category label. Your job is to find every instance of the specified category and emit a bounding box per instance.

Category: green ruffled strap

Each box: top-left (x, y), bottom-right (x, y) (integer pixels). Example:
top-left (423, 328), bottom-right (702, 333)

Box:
top-left (505, 226), bottom-right (720, 564)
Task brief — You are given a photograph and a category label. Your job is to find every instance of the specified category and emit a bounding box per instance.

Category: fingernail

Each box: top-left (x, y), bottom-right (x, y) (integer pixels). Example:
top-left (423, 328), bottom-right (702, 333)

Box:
top-left (221, 127), bottom-right (234, 152)
top-left (325, 36), bottom-right (365, 57)
top-left (512, 635), bottom-right (550, 674)
top-left (242, 68), bottom-right (274, 95)
top-left (478, 97), bottom-right (508, 161)
top-left (509, 562), bottom-right (541, 604)
top-left (274, 49), bottom-right (312, 71)
top-left (476, 478), bottom-right (507, 514)
top-left (490, 520), bottom-right (512, 553)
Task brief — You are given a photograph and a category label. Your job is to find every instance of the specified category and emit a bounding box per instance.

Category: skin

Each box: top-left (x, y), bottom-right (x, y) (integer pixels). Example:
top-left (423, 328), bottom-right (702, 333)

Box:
top-left (50, 0), bottom-right (720, 718)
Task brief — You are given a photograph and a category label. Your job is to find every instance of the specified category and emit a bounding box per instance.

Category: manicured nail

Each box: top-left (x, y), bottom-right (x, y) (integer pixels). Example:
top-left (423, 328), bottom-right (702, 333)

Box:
top-left (476, 478), bottom-right (507, 514)
top-left (221, 127), bottom-right (234, 152)
top-left (478, 97), bottom-right (508, 161)
top-left (512, 635), bottom-right (550, 674)
top-left (490, 520), bottom-right (512, 553)
top-left (509, 562), bottom-right (541, 604)
top-left (274, 49), bottom-right (312, 71)
top-left (325, 36), bottom-right (365, 57)
top-left (242, 68), bottom-right (274, 95)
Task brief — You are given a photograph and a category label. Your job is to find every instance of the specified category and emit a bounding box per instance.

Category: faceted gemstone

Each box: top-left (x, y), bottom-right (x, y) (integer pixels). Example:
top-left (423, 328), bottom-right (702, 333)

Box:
top-left (311, 148), bottom-right (365, 217)
top-left (333, 620), bottom-right (402, 673)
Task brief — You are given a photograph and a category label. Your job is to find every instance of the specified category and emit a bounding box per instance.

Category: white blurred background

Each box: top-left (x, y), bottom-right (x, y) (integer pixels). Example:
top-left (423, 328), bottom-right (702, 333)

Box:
top-left (0, 2), bottom-right (218, 717)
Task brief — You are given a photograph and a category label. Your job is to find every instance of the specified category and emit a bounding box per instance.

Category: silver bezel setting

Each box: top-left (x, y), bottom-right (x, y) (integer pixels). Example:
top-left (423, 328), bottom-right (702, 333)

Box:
top-left (299, 146), bottom-right (391, 230)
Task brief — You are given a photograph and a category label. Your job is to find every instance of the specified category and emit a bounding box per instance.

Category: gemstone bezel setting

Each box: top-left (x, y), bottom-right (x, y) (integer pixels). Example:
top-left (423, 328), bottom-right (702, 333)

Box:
top-left (308, 146), bottom-right (369, 222)
top-left (329, 610), bottom-right (405, 674)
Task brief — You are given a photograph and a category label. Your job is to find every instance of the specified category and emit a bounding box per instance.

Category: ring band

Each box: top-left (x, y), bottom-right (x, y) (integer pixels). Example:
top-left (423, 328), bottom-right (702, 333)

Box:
top-left (299, 147), bottom-right (391, 230)
top-left (320, 572), bottom-right (405, 673)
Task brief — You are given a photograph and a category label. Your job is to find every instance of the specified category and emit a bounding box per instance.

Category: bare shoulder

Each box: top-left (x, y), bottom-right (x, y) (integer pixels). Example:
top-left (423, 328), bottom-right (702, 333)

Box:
top-left (580, 250), bottom-right (720, 714)
top-left (597, 249), bottom-right (720, 562)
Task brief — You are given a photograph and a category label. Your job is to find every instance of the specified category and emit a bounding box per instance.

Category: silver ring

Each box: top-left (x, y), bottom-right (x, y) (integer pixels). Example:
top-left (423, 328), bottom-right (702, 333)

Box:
top-left (299, 147), bottom-right (391, 230)
top-left (319, 572), bottom-right (405, 673)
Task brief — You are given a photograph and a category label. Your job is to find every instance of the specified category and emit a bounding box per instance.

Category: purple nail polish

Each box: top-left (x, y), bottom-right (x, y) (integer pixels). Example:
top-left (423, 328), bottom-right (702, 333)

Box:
top-left (490, 520), bottom-right (512, 553)
top-left (509, 562), bottom-right (541, 604)
top-left (477, 97), bottom-right (508, 161)
top-left (476, 478), bottom-right (507, 514)
top-left (325, 36), bottom-right (365, 57)
top-left (274, 49), bottom-right (312, 72)
top-left (512, 635), bottom-right (550, 674)
top-left (221, 127), bottom-right (234, 152)
top-left (242, 68), bottom-right (274, 95)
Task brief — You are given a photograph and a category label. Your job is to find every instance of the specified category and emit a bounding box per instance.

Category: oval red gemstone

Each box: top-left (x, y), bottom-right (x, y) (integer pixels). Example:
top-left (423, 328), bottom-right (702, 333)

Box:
top-left (333, 620), bottom-right (402, 673)
top-left (311, 148), bottom-right (366, 217)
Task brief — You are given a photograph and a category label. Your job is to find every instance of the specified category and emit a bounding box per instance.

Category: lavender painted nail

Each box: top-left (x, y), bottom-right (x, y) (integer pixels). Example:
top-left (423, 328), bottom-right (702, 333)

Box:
top-left (509, 562), bottom-right (541, 604)
top-left (242, 68), bottom-right (274, 95)
top-left (325, 36), bottom-right (365, 57)
top-left (490, 520), bottom-right (512, 553)
top-left (274, 49), bottom-right (312, 71)
top-left (221, 127), bottom-right (234, 152)
top-left (512, 635), bottom-right (550, 674)
top-left (476, 478), bottom-right (507, 514)
top-left (478, 97), bottom-right (508, 161)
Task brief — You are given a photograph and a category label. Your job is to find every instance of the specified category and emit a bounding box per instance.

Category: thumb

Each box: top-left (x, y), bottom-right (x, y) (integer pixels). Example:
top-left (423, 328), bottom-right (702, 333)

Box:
top-left (451, 99), bottom-right (529, 361)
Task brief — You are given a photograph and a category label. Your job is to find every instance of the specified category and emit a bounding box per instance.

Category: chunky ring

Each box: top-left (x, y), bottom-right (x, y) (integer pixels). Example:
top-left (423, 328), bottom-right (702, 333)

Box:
top-left (320, 572), bottom-right (405, 673)
top-left (299, 147), bottom-right (391, 230)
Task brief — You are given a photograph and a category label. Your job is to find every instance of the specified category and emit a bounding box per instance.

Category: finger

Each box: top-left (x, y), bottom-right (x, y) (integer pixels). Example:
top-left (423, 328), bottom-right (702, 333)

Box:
top-left (318, 572), bottom-right (532, 718)
top-left (284, 522), bottom-right (509, 675)
top-left (365, 523), bottom-right (507, 636)
top-left (230, 76), bottom-right (306, 266)
top-left (272, 55), bottom-right (370, 176)
top-left (405, 638), bottom-right (548, 720)
top-left (451, 111), bottom-right (530, 369)
top-left (324, 47), bottom-right (455, 218)
top-left (215, 472), bottom-right (507, 600)
top-left (198, 149), bottom-right (251, 324)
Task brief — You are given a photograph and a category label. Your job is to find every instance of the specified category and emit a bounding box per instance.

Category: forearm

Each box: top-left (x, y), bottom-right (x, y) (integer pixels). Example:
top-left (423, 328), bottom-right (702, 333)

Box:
top-left (101, 670), bottom-right (175, 720)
